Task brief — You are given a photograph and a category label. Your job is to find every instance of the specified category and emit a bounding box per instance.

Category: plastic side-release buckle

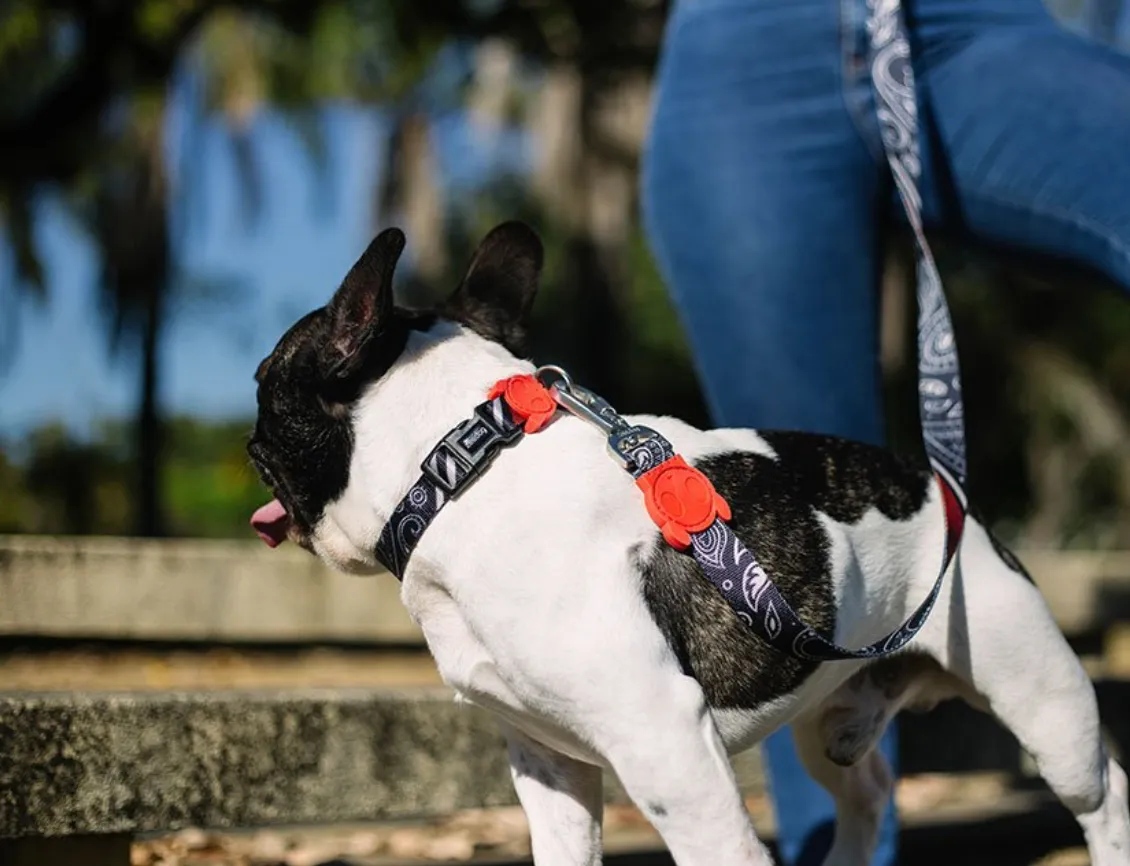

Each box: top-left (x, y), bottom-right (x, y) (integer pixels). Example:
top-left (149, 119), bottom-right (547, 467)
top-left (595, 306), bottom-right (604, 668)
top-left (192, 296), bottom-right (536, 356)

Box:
top-left (635, 455), bottom-right (732, 550)
top-left (420, 402), bottom-right (521, 495)
top-left (488, 374), bottom-right (558, 433)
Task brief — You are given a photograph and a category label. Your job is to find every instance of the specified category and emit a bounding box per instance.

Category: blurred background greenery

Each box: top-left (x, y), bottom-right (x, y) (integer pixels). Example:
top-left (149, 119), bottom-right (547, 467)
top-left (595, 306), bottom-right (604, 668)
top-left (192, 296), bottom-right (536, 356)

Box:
top-left (1, 0), bottom-right (1128, 550)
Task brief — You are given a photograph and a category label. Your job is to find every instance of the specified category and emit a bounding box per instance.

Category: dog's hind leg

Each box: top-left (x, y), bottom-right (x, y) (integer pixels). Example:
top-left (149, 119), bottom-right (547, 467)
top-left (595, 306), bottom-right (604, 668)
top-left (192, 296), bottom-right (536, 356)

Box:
top-left (941, 529), bottom-right (1130, 866)
top-left (790, 711), bottom-right (894, 866)
top-left (502, 724), bottom-right (604, 866)
top-left (795, 650), bottom-right (987, 866)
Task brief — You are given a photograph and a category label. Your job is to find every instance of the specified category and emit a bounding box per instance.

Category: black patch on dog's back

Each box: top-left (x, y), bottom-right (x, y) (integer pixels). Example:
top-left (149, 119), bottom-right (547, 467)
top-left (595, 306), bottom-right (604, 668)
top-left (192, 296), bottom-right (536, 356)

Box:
top-left (639, 434), bottom-right (932, 710)
top-left (757, 431), bottom-right (930, 522)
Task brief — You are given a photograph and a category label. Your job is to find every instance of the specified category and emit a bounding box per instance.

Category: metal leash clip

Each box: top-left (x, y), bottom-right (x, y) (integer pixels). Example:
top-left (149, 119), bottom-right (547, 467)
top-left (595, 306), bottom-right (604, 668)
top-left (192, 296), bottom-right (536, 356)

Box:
top-left (535, 365), bottom-right (632, 467)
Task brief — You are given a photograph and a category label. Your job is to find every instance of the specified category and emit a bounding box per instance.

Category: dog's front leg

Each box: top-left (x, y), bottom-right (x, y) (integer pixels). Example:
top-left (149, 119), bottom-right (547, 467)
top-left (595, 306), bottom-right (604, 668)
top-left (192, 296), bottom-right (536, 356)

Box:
top-left (594, 675), bottom-right (775, 866)
top-left (503, 723), bottom-right (605, 866)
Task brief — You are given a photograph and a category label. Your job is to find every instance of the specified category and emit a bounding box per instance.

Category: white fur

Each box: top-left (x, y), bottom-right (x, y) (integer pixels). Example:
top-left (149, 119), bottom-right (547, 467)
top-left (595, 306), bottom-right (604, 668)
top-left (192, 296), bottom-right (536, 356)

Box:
top-left (310, 323), bottom-right (1129, 866)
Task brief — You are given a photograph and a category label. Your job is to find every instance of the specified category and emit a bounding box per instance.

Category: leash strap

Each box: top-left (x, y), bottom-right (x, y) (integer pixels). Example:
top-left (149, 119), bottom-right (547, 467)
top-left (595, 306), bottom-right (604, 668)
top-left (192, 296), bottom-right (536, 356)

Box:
top-left (869, 0), bottom-right (968, 490)
top-left (546, 382), bottom-right (966, 661)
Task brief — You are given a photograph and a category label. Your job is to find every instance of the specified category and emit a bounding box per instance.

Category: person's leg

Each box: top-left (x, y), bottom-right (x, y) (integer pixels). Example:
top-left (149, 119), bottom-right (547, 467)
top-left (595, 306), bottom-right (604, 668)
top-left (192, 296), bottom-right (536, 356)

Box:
top-left (1085, 0), bottom-right (1125, 45)
top-left (641, 2), bottom-right (898, 864)
top-left (914, 0), bottom-right (1130, 295)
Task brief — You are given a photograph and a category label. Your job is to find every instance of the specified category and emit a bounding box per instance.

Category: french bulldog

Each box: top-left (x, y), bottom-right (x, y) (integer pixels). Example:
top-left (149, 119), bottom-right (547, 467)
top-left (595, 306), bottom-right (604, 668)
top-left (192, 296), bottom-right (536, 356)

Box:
top-left (247, 221), bottom-right (1129, 866)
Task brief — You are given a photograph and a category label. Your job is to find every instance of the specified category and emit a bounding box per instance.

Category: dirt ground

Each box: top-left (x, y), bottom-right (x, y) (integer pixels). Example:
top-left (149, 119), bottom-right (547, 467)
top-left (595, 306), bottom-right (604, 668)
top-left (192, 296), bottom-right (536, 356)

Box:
top-left (0, 645), bottom-right (444, 691)
top-left (129, 773), bottom-right (1088, 866)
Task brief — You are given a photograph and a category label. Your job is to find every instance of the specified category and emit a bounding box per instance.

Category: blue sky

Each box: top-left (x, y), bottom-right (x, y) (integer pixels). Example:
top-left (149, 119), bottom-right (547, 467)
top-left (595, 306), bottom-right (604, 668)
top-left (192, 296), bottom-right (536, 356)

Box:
top-left (0, 74), bottom-right (526, 441)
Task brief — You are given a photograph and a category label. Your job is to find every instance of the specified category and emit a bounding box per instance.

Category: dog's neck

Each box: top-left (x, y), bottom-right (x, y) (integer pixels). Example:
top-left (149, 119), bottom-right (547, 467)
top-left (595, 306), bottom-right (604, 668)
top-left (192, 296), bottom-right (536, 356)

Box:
top-left (318, 321), bottom-right (532, 570)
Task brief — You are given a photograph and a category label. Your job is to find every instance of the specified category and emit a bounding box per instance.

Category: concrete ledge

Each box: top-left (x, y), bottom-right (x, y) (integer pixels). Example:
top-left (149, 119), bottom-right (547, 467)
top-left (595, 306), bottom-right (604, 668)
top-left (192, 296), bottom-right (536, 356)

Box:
top-left (0, 536), bottom-right (419, 644)
top-left (2, 537), bottom-right (1129, 644)
top-left (1022, 548), bottom-right (1130, 636)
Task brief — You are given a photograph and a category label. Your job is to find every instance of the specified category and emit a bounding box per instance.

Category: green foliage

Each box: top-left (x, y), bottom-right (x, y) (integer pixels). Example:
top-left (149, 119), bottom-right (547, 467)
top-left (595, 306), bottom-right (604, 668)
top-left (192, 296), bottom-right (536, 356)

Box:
top-left (0, 417), bottom-right (269, 538)
top-left (0, 423), bottom-right (130, 535)
top-left (163, 418), bottom-right (271, 537)
top-left (0, 450), bottom-right (33, 534)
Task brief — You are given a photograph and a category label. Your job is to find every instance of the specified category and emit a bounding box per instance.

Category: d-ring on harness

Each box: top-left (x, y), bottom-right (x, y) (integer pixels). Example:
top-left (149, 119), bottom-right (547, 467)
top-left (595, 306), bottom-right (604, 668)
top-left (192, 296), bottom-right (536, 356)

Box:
top-left (374, 0), bottom-right (969, 661)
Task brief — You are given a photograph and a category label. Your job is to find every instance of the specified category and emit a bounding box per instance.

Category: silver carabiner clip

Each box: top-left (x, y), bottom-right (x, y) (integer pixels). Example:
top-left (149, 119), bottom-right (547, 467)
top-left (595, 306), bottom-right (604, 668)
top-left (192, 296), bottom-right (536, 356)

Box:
top-left (535, 365), bottom-right (618, 436)
top-left (534, 364), bottom-right (634, 469)
top-left (553, 386), bottom-right (620, 436)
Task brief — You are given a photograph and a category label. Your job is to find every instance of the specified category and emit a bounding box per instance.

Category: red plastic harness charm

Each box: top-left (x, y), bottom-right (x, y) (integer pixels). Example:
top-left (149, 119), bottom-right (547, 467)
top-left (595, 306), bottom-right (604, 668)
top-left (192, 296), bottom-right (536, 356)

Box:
top-left (636, 455), bottom-right (732, 550)
top-left (488, 374), bottom-right (558, 434)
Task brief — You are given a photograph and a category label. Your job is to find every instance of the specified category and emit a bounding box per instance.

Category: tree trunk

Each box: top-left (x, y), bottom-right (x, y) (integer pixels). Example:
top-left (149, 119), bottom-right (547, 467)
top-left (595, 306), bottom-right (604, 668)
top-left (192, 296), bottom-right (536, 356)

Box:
top-left (135, 273), bottom-right (166, 537)
top-left (96, 102), bottom-right (171, 538)
top-left (377, 109), bottom-right (445, 305)
top-left (530, 64), bottom-right (649, 404)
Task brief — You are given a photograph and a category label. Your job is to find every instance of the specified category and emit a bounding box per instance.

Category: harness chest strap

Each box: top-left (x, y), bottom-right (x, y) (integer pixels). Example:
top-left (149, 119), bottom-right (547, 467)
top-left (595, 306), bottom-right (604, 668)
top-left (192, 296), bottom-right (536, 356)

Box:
top-left (375, 373), bottom-right (967, 662)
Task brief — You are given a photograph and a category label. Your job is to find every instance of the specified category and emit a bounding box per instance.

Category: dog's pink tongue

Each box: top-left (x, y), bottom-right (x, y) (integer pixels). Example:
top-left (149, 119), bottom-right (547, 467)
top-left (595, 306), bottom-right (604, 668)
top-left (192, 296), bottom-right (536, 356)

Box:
top-left (251, 499), bottom-right (290, 548)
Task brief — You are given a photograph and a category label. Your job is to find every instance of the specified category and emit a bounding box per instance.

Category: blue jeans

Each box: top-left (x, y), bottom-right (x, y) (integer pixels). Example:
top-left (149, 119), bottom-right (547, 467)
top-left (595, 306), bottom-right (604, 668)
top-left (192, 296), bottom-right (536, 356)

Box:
top-left (641, 0), bottom-right (1130, 863)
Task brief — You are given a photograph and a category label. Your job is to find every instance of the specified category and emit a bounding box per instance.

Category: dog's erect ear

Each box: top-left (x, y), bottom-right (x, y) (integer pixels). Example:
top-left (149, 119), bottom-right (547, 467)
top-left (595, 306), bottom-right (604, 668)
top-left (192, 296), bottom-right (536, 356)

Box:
top-left (321, 227), bottom-right (406, 379)
top-left (444, 221), bottom-right (543, 354)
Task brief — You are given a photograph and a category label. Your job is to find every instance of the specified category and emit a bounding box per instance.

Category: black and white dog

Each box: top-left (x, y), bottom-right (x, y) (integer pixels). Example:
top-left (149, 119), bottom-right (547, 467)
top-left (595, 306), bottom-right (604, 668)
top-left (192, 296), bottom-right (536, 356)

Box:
top-left (247, 222), bottom-right (1129, 866)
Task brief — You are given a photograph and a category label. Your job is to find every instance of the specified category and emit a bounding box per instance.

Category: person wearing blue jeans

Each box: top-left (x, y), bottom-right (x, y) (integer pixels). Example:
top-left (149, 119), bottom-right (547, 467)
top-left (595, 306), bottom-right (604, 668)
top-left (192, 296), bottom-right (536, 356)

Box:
top-left (641, 0), bottom-right (1130, 863)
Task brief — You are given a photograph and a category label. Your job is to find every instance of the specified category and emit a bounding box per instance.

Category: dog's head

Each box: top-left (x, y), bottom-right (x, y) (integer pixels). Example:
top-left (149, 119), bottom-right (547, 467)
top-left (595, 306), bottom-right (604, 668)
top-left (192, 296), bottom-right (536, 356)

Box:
top-left (247, 220), bottom-right (543, 561)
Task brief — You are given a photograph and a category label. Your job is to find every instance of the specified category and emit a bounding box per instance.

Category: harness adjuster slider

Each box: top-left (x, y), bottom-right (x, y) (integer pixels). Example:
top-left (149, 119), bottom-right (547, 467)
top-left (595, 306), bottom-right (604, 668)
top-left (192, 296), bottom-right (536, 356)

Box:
top-left (420, 403), bottom-right (521, 495)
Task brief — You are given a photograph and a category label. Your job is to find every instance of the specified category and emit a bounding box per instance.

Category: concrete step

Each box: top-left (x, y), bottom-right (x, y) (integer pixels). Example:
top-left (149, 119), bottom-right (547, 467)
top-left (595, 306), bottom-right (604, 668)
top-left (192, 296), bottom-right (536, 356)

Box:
top-left (0, 687), bottom-right (513, 840)
top-left (0, 536), bottom-right (418, 644)
top-left (2, 685), bottom-right (1119, 865)
top-left (0, 687), bottom-right (767, 841)
top-left (4, 679), bottom-right (1128, 840)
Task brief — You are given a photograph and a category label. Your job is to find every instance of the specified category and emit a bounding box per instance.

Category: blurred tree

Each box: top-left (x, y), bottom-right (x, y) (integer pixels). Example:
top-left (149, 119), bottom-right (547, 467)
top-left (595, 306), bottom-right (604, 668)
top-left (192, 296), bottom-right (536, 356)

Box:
top-left (19, 423), bottom-right (129, 535)
top-left (0, 449), bottom-right (32, 533)
top-left (387, 0), bottom-right (670, 402)
top-left (0, 1), bottom-right (331, 535)
top-left (85, 97), bottom-right (172, 536)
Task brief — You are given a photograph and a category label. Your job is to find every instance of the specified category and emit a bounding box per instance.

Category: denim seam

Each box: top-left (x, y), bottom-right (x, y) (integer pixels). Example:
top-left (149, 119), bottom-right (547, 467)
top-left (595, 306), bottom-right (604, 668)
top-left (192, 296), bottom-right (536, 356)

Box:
top-left (963, 185), bottom-right (1130, 277)
top-left (840, 0), bottom-right (886, 164)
